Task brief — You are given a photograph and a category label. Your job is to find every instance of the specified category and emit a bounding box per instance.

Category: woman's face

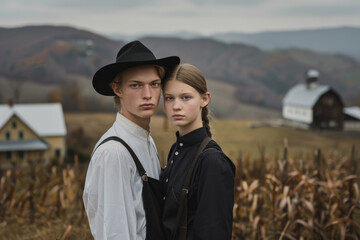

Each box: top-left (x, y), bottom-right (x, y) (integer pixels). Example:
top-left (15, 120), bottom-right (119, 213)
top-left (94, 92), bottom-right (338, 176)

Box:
top-left (163, 79), bottom-right (209, 136)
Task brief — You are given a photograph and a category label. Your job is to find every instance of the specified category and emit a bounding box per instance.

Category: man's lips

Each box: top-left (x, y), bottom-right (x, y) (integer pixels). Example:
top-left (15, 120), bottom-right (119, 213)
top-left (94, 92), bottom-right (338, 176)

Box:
top-left (140, 103), bottom-right (154, 109)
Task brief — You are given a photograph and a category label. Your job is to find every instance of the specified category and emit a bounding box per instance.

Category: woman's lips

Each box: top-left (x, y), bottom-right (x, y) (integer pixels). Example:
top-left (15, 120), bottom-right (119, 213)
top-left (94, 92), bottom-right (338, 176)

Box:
top-left (172, 114), bottom-right (184, 120)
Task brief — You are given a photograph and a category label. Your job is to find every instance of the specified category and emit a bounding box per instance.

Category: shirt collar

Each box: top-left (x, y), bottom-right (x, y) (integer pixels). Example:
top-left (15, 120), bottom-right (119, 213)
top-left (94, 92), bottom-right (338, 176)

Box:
top-left (176, 127), bottom-right (208, 146)
top-left (116, 112), bottom-right (150, 140)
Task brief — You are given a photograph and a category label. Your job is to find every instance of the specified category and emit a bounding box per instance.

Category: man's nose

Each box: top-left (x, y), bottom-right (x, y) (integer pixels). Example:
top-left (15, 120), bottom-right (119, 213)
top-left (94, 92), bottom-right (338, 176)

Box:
top-left (143, 85), bottom-right (152, 100)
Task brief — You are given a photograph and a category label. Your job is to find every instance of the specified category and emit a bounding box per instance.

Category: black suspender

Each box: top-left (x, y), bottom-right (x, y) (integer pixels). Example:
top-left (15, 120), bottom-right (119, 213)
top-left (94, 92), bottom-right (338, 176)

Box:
top-left (171, 137), bottom-right (212, 240)
top-left (94, 136), bottom-right (148, 180)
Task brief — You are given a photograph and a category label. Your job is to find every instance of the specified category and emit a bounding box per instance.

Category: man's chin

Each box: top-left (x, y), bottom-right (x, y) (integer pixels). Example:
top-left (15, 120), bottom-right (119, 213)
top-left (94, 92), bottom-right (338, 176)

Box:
top-left (140, 111), bottom-right (155, 119)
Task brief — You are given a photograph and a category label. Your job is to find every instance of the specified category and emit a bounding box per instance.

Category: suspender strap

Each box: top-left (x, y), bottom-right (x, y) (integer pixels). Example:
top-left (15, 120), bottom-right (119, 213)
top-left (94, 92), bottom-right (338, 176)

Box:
top-left (171, 137), bottom-right (212, 240)
top-left (93, 136), bottom-right (147, 179)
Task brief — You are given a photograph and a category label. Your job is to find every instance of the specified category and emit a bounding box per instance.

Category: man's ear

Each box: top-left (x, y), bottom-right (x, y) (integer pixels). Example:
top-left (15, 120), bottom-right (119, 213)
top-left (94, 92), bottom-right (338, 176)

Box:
top-left (111, 82), bottom-right (122, 97)
top-left (201, 92), bottom-right (211, 108)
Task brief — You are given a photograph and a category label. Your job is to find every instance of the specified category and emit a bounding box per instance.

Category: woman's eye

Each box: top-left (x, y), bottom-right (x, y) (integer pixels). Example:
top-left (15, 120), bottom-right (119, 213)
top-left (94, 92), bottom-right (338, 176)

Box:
top-left (165, 97), bottom-right (174, 101)
top-left (182, 96), bottom-right (191, 100)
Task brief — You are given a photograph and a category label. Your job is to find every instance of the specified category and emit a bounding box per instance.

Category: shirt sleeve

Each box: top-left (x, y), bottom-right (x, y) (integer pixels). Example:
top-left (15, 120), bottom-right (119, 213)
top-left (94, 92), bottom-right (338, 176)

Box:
top-left (83, 144), bottom-right (137, 240)
top-left (192, 151), bottom-right (235, 240)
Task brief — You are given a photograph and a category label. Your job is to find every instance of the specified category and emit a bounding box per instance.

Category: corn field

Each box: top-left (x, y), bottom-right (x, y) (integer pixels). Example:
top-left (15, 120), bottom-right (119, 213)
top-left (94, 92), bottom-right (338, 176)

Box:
top-left (0, 157), bottom-right (92, 239)
top-left (232, 144), bottom-right (360, 240)
top-left (0, 145), bottom-right (359, 239)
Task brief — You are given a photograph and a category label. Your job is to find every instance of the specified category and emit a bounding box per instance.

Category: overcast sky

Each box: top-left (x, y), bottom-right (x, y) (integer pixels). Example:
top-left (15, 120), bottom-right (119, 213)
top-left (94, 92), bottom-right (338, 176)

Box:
top-left (1, 0), bottom-right (360, 35)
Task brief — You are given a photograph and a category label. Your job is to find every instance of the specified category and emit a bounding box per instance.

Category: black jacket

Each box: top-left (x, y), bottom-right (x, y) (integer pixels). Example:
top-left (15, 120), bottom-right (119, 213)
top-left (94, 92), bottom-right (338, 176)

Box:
top-left (161, 127), bottom-right (235, 240)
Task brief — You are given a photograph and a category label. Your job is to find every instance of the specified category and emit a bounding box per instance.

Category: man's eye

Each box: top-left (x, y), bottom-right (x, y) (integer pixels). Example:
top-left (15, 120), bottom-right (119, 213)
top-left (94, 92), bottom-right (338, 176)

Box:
top-left (130, 84), bottom-right (139, 88)
top-left (152, 82), bottom-right (161, 87)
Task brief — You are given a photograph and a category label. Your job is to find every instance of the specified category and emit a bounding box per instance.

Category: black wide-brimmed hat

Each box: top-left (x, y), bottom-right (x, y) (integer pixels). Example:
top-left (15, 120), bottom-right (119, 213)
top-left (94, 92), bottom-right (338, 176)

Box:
top-left (92, 40), bottom-right (180, 96)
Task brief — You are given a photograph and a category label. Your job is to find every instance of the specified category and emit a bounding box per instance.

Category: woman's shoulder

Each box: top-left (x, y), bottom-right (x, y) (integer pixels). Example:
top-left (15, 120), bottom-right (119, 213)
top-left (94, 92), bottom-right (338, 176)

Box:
top-left (198, 139), bottom-right (235, 173)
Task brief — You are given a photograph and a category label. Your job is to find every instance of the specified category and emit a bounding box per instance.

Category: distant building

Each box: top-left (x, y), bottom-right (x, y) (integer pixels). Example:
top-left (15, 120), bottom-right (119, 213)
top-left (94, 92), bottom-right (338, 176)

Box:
top-left (344, 106), bottom-right (360, 131)
top-left (0, 103), bottom-right (67, 167)
top-left (282, 69), bottom-right (344, 130)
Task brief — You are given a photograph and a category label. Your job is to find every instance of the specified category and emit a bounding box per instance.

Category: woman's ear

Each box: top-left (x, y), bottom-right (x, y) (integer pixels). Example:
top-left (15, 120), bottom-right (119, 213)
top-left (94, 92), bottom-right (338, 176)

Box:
top-left (111, 82), bottom-right (122, 97)
top-left (201, 92), bottom-right (211, 108)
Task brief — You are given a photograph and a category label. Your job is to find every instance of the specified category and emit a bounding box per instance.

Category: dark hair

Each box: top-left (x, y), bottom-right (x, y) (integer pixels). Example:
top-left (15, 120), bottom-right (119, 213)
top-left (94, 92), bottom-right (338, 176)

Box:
top-left (163, 63), bottom-right (212, 137)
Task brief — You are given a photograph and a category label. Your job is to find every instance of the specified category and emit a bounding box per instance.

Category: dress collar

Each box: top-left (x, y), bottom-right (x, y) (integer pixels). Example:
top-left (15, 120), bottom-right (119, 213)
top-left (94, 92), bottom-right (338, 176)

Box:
top-left (176, 127), bottom-right (208, 146)
top-left (116, 112), bottom-right (150, 141)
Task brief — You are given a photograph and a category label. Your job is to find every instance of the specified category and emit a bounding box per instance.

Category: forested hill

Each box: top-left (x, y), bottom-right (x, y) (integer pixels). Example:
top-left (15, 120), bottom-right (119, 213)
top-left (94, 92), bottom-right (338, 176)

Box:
top-left (0, 25), bottom-right (359, 115)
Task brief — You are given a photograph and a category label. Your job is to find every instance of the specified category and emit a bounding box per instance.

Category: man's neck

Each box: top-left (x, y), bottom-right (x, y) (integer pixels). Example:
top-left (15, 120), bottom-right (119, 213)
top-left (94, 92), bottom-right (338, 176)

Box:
top-left (120, 111), bottom-right (150, 131)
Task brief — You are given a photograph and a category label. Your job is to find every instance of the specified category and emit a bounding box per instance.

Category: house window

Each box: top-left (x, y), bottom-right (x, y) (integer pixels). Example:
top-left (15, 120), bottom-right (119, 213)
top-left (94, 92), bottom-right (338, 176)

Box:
top-left (19, 131), bottom-right (24, 140)
top-left (6, 131), bottom-right (10, 140)
top-left (6, 152), bottom-right (11, 160)
top-left (19, 151), bottom-right (25, 159)
top-left (12, 121), bottom-right (17, 128)
top-left (55, 149), bottom-right (61, 157)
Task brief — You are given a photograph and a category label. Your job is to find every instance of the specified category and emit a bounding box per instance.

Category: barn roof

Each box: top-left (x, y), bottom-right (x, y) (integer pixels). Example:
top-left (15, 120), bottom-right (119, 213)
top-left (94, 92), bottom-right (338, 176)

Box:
top-left (0, 103), bottom-right (67, 137)
top-left (282, 83), bottom-right (331, 108)
top-left (344, 106), bottom-right (360, 120)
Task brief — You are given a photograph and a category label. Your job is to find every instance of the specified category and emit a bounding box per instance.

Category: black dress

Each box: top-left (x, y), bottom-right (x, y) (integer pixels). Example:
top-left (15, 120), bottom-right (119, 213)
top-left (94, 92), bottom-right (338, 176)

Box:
top-left (161, 127), bottom-right (235, 240)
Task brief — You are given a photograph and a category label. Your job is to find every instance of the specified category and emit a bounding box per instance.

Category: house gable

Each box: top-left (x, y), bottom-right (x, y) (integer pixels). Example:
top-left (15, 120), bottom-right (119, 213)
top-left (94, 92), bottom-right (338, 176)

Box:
top-left (0, 103), bottom-right (67, 137)
top-left (0, 114), bottom-right (41, 141)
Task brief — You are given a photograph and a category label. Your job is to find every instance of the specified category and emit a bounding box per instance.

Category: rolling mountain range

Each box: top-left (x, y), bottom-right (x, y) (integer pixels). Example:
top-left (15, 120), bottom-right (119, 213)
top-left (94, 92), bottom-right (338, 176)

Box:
top-left (107, 27), bottom-right (360, 61)
top-left (211, 27), bottom-right (360, 61)
top-left (0, 25), bottom-right (359, 118)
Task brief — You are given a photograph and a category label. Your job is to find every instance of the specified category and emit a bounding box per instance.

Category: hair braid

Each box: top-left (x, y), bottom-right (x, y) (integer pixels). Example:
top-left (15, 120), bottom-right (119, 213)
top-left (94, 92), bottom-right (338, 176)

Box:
top-left (202, 106), bottom-right (212, 137)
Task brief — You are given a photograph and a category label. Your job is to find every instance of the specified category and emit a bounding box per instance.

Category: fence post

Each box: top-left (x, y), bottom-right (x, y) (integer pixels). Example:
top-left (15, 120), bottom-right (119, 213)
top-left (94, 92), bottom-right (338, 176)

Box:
top-left (260, 145), bottom-right (265, 185)
top-left (316, 148), bottom-right (322, 181)
top-left (280, 138), bottom-right (288, 186)
top-left (349, 145), bottom-right (356, 203)
top-left (28, 159), bottom-right (36, 224)
top-left (237, 150), bottom-right (243, 181)
top-left (351, 145), bottom-right (357, 175)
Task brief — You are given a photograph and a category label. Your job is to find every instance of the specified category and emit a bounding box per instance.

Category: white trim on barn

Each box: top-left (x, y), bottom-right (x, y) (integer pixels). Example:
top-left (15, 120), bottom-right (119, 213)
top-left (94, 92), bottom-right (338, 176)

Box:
top-left (344, 106), bottom-right (360, 131)
top-left (282, 105), bottom-right (313, 124)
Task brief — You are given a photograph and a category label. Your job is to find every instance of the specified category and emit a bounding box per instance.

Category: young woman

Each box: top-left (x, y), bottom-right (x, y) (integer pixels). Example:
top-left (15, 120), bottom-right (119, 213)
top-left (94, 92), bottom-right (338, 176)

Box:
top-left (161, 63), bottom-right (235, 240)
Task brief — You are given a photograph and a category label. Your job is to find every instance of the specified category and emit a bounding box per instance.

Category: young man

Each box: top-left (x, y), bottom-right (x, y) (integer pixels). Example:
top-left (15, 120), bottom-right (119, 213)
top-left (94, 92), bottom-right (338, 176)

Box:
top-left (83, 41), bottom-right (180, 240)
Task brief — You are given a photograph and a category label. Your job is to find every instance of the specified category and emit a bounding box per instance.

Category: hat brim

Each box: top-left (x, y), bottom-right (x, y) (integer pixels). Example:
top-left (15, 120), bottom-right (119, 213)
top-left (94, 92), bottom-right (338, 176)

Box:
top-left (92, 56), bottom-right (180, 96)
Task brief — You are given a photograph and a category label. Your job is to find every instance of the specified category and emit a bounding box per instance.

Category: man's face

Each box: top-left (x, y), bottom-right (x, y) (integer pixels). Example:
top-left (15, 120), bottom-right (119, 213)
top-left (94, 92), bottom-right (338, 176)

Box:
top-left (112, 65), bottom-right (161, 129)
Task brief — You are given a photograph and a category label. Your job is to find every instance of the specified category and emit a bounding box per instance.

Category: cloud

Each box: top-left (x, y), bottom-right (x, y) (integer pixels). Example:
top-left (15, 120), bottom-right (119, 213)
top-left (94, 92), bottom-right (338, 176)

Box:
top-left (279, 2), bottom-right (360, 17)
top-left (1, 0), bottom-right (360, 35)
top-left (190, 0), bottom-right (265, 5)
top-left (1, 0), bottom-right (155, 10)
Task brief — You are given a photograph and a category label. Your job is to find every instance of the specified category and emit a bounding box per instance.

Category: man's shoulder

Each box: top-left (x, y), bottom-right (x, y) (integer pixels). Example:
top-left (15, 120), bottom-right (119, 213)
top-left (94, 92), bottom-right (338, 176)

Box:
top-left (90, 139), bottom-right (135, 170)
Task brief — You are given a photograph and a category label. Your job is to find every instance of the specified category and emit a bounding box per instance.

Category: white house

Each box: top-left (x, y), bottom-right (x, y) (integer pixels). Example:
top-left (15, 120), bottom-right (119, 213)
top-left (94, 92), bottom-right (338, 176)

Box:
top-left (0, 103), bottom-right (67, 167)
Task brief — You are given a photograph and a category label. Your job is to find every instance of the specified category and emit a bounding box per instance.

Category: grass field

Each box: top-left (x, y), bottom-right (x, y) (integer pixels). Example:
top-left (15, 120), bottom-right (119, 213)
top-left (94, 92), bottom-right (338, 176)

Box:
top-left (65, 113), bottom-right (360, 166)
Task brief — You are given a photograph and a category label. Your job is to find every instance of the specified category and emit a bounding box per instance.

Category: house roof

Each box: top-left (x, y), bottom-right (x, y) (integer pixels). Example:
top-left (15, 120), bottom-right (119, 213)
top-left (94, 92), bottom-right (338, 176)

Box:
top-left (344, 106), bottom-right (360, 120)
top-left (0, 103), bottom-right (67, 137)
top-left (282, 83), bottom-right (331, 108)
top-left (0, 139), bottom-right (49, 152)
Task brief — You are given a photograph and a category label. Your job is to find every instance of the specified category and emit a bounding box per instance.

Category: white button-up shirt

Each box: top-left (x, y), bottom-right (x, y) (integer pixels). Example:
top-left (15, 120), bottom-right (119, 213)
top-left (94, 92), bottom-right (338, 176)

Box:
top-left (83, 113), bottom-right (161, 240)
